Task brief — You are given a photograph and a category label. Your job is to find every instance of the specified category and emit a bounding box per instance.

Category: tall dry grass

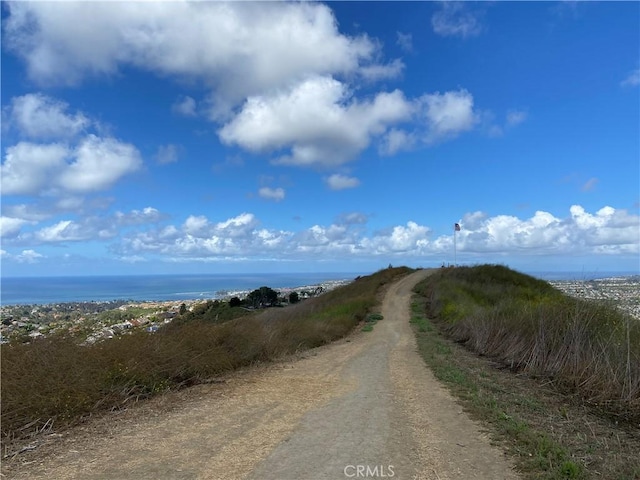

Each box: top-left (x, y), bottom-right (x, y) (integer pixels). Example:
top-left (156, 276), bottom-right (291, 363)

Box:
top-left (1, 266), bottom-right (412, 444)
top-left (414, 265), bottom-right (640, 422)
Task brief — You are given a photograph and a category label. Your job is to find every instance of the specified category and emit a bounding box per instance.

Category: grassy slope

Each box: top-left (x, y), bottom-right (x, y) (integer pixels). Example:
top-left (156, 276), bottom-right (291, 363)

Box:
top-left (412, 265), bottom-right (640, 479)
top-left (1, 266), bottom-right (412, 445)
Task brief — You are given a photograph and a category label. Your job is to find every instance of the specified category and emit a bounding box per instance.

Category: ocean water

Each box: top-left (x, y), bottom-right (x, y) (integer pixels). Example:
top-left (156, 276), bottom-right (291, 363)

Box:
top-left (1, 270), bottom-right (636, 306)
top-left (0, 273), bottom-right (361, 306)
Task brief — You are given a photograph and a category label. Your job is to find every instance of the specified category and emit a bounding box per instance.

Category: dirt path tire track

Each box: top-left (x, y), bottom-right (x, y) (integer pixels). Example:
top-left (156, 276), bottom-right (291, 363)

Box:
top-left (4, 270), bottom-right (519, 480)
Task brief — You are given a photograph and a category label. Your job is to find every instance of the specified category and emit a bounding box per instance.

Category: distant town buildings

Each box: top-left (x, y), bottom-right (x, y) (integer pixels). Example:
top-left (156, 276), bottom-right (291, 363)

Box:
top-left (0, 280), bottom-right (352, 344)
top-left (549, 277), bottom-right (640, 320)
top-left (1, 276), bottom-right (636, 345)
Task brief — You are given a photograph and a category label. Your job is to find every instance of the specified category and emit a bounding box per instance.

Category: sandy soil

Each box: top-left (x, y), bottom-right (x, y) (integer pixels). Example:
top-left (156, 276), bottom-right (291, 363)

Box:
top-left (3, 269), bottom-right (519, 480)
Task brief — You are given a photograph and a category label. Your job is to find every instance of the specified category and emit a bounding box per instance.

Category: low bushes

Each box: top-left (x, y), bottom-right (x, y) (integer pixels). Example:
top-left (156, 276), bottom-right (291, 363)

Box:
top-left (414, 265), bottom-right (640, 422)
top-left (1, 266), bottom-right (412, 443)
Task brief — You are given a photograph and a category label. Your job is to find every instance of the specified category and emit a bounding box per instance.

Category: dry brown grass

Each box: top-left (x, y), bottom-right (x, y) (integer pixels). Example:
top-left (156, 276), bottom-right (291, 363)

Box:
top-left (414, 265), bottom-right (640, 424)
top-left (409, 295), bottom-right (640, 479)
top-left (1, 266), bottom-right (412, 445)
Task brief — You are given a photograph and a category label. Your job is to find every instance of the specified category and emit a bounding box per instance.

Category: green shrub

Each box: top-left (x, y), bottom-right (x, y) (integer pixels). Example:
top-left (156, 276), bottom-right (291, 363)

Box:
top-left (414, 264), bottom-right (640, 423)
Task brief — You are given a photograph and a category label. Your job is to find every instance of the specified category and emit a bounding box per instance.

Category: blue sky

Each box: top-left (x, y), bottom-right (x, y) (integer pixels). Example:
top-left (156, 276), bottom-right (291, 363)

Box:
top-left (1, 1), bottom-right (639, 277)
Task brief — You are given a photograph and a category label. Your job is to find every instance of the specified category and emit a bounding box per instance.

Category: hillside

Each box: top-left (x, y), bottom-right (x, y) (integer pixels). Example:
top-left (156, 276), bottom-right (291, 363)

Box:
top-left (3, 265), bottom-right (638, 479)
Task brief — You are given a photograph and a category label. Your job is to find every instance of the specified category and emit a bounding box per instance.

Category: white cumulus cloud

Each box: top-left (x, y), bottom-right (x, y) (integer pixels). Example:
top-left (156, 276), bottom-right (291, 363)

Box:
top-left (183, 215), bottom-right (210, 236)
top-left (5, 93), bottom-right (90, 139)
top-left (219, 76), bottom-right (413, 167)
top-left (326, 174), bottom-right (360, 190)
top-left (117, 212), bottom-right (282, 259)
top-left (359, 58), bottom-right (405, 82)
top-left (5, 207), bottom-right (166, 246)
top-left (363, 222), bottom-right (431, 254)
top-left (115, 207), bottom-right (164, 226)
top-left (452, 206), bottom-right (639, 256)
top-left (380, 128), bottom-right (417, 155)
top-left (34, 220), bottom-right (91, 243)
top-left (1, 3), bottom-right (489, 170)
top-left (258, 187), bottom-right (285, 201)
top-left (1, 142), bottom-right (70, 195)
top-left (0, 216), bottom-right (31, 238)
top-left (2, 93), bottom-right (143, 197)
top-left (56, 135), bottom-right (142, 193)
top-left (16, 249), bottom-right (45, 263)
top-left (216, 213), bottom-right (259, 237)
top-left (105, 205), bottom-right (638, 264)
top-left (2, 2), bottom-right (382, 106)
top-left (419, 89), bottom-right (478, 143)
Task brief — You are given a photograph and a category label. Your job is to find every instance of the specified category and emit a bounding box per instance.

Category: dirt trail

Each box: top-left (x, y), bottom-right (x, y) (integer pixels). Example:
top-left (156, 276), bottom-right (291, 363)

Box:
top-left (5, 270), bottom-right (519, 480)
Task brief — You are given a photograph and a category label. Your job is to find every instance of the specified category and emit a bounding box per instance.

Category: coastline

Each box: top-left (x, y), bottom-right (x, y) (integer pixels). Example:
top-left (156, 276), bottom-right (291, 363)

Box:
top-left (1, 271), bottom-right (638, 346)
top-left (0, 272), bottom-right (362, 307)
top-left (0, 278), bottom-right (355, 344)
top-left (2, 270), bottom-right (637, 307)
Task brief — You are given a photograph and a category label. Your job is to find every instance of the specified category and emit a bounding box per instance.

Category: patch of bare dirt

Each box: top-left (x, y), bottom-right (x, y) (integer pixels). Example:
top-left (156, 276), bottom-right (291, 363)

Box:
top-left (3, 270), bottom-right (519, 480)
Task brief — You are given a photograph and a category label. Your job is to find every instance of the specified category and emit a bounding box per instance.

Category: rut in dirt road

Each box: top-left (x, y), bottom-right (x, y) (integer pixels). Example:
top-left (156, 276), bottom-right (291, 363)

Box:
top-left (249, 269), bottom-right (519, 480)
top-left (5, 270), bottom-right (518, 480)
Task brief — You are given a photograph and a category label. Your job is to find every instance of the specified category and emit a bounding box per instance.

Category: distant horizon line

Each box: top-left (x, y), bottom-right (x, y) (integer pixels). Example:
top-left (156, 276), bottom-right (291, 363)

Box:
top-left (0, 271), bottom-right (370, 280)
top-left (1, 268), bottom-right (639, 280)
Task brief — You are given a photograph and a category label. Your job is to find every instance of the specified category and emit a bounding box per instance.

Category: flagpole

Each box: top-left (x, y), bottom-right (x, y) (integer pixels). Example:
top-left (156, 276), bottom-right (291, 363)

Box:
top-left (454, 224), bottom-right (457, 267)
top-left (453, 222), bottom-right (460, 267)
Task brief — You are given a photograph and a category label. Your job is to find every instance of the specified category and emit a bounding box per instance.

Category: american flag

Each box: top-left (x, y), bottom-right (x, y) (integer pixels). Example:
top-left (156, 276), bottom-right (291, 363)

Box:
top-left (454, 223), bottom-right (461, 231)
